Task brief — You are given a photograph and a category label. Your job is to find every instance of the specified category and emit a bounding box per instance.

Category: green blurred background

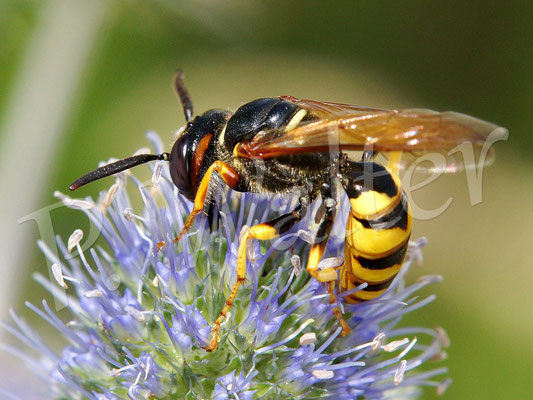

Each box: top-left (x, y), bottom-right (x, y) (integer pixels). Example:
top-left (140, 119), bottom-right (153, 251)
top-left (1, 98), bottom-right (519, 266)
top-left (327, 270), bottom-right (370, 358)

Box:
top-left (1, 0), bottom-right (532, 398)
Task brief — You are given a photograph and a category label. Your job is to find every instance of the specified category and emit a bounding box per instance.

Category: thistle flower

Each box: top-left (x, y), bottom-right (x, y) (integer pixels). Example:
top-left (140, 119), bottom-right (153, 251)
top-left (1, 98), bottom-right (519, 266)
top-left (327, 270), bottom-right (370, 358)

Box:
top-left (3, 132), bottom-right (450, 399)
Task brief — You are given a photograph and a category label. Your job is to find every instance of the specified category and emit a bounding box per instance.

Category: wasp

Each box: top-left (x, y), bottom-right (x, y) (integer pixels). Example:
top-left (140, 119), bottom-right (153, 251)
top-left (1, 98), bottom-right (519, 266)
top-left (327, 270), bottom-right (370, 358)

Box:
top-left (70, 71), bottom-right (507, 351)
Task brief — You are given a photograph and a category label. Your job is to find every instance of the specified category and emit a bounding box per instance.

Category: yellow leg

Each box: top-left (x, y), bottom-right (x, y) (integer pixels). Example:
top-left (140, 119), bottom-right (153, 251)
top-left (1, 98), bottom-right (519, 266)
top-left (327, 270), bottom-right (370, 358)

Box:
top-left (328, 281), bottom-right (350, 335)
top-left (306, 204), bottom-right (350, 335)
top-left (205, 202), bottom-right (307, 351)
top-left (306, 241), bottom-right (339, 282)
top-left (307, 242), bottom-right (350, 336)
top-left (158, 161), bottom-right (240, 250)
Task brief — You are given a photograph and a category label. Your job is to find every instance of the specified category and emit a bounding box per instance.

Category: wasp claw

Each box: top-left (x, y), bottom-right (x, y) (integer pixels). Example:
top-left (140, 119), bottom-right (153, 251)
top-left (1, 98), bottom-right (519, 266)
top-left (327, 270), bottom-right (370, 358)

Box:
top-left (203, 332), bottom-right (219, 352)
top-left (340, 321), bottom-right (351, 336)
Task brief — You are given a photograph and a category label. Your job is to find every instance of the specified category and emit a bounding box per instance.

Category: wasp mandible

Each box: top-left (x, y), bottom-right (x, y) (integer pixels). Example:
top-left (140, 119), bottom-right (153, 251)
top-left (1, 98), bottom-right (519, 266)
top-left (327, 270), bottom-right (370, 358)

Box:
top-left (70, 71), bottom-right (507, 351)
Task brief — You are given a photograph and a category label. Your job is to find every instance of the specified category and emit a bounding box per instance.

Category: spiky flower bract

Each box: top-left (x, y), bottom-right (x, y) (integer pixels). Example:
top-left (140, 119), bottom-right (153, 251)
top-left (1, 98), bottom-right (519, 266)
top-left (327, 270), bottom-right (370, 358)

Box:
top-left (3, 132), bottom-right (449, 399)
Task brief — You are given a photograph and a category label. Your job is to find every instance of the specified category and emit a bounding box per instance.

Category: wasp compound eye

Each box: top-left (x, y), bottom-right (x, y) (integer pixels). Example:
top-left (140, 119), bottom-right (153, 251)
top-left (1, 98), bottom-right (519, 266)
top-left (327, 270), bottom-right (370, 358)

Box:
top-left (169, 131), bottom-right (195, 201)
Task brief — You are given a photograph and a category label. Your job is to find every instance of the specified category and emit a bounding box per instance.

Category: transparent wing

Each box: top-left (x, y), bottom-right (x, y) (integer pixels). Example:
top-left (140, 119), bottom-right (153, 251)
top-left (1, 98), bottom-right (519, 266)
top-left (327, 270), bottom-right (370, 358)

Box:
top-left (235, 96), bottom-right (508, 173)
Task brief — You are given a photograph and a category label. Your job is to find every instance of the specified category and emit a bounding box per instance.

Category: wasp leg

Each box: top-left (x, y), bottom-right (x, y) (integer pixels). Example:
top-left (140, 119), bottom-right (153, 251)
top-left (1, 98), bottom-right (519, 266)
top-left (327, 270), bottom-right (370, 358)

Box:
top-left (157, 161), bottom-right (240, 251)
top-left (205, 201), bottom-right (308, 352)
top-left (306, 193), bottom-right (350, 336)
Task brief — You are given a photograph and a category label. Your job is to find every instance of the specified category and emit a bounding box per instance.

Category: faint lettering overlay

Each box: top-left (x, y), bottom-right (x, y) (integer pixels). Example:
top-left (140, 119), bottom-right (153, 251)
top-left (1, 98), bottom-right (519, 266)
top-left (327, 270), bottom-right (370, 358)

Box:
top-left (19, 126), bottom-right (507, 310)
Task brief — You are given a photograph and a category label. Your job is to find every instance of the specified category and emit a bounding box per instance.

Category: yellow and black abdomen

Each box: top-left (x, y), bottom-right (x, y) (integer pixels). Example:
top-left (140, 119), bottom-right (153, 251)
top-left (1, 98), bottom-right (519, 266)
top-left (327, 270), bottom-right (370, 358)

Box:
top-left (340, 161), bottom-right (411, 303)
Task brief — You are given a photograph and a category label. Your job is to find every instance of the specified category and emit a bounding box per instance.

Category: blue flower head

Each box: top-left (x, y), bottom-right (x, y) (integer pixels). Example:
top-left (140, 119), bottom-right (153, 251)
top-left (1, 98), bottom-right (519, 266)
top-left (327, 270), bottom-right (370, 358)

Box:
top-left (3, 132), bottom-right (450, 399)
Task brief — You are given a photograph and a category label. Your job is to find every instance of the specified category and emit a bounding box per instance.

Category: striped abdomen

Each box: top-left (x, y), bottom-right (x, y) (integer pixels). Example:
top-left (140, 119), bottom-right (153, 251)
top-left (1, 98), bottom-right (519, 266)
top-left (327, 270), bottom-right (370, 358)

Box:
top-left (340, 162), bottom-right (411, 303)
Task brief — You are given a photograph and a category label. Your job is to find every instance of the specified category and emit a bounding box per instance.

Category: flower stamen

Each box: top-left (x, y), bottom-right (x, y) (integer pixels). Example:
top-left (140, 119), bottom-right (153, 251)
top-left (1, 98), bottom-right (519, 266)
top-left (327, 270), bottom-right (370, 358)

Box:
top-left (394, 359), bottom-right (407, 385)
top-left (100, 183), bottom-right (119, 211)
top-left (383, 338), bottom-right (410, 352)
top-left (299, 332), bottom-right (317, 346)
top-left (67, 229), bottom-right (83, 253)
top-left (312, 369), bottom-right (334, 379)
top-left (51, 263), bottom-right (68, 289)
top-left (371, 332), bottom-right (386, 350)
top-left (84, 289), bottom-right (103, 298)
top-left (291, 254), bottom-right (302, 276)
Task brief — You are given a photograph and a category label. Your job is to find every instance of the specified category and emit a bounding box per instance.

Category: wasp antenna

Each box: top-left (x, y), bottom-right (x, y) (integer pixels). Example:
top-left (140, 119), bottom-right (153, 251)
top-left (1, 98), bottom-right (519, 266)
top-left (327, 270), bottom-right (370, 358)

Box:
top-left (69, 153), bottom-right (169, 191)
top-left (173, 70), bottom-right (194, 123)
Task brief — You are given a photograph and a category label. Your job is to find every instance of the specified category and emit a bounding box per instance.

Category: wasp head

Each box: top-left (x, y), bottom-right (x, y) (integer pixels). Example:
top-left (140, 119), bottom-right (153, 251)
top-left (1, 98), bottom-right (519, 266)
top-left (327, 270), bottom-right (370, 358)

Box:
top-left (168, 110), bottom-right (230, 201)
top-left (70, 71), bottom-right (230, 203)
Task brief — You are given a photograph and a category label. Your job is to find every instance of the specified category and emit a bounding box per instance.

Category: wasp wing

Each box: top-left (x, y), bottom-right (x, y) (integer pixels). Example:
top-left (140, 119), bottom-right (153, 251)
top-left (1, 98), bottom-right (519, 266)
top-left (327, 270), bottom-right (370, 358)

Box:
top-left (236, 96), bottom-right (508, 173)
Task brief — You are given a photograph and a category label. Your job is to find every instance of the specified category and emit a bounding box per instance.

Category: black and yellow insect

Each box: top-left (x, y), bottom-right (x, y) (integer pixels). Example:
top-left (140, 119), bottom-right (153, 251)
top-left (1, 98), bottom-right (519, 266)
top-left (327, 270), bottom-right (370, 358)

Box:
top-left (70, 72), bottom-right (506, 351)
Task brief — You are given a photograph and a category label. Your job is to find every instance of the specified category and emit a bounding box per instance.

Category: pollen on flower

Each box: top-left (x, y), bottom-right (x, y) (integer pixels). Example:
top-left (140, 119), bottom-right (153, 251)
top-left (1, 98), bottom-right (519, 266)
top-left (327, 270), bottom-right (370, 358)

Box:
top-left (152, 161), bottom-right (163, 187)
top-left (54, 190), bottom-right (94, 210)
top-left (124, 207), bottom-right (134, 221)
top-left (371, 332), bottom-right (386, 350)
top-left (437, 378), bottom-right (453, 395)
top-left (125, 306), bottom-right (146, 323)
top-left (394, 359), bottom-right (407, 385)
top-left (431, 350), bottom-right (449, 362)
top-left (84, 289), bottom-right (103, 298)
top-left (51, 263), bottom-right (68, 289)
top-left (312, 369), bottom-right (334, 379)
top-left (99, 183), bottom-right (119, 211)
top-left (436, 326), bottom-right (451, 348)
top-left (299, 332), bottom-right (317, 345)
top-left (67, 228), bottom-right (83, 252)
top-left (290, 254), bottom-right (302, 276)
top-left (383, 338), bottom-right (410, 352)
top-left (318, 256), bottom-right (342, 270)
